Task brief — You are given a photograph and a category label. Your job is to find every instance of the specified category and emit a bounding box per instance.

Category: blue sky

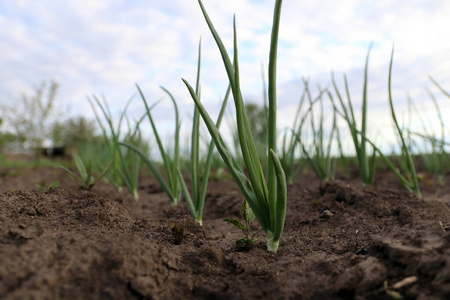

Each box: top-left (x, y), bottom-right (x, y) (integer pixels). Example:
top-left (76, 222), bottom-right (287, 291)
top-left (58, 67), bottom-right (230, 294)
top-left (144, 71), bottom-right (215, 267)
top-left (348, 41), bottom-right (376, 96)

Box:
top-left (1, 0), bottom-right (449, 150)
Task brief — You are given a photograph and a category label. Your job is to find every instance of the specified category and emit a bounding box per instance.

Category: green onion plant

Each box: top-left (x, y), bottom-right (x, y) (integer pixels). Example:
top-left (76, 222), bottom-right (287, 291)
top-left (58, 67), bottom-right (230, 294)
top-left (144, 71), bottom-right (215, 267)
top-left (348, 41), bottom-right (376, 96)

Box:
top-left (279, 86), bottom-right (307, 184)
top-left (334, 113), bottom-right (350, 178)
top-left (279, 129), bottom-right (301, 184)
top-left (61, 154), bottom-right (113, 191)
top-left (297, 83), bottom-right (337, 181)
top-left (407, 91), bottom-right (446, 184)
top-left (387, 47), bottom-right (420, 197)
top-left (120, 85), bottom-right (182, 205)
top-left (330, 46), bottom-right (376, 185)
top-left (334, 47), bottom-right (421, 197)
top-left (182, 0), bottom-right (287, 252)
top-left (178, 38), bottom-right (231, 225)
top-left (35, 180), bottom-right (59, 193)
top-left (89, 95), bottom-right (147, 199)
top-left (423, 77), bottom-right (448, 183)
top-left (406, 77), bottom-right (449, 184)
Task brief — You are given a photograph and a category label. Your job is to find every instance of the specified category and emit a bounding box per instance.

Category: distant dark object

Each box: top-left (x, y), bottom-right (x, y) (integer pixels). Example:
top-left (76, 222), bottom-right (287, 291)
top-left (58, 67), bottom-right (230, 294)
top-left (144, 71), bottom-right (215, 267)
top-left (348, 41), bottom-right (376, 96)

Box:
top-left (41, 147), bottom-right (66, 157)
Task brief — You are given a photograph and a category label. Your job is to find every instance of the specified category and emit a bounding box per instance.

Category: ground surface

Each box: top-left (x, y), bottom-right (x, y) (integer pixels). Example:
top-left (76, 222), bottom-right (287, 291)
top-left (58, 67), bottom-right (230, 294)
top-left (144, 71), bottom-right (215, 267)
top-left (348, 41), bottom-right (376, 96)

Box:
top-left (0, 163), bottom-right (449, 299)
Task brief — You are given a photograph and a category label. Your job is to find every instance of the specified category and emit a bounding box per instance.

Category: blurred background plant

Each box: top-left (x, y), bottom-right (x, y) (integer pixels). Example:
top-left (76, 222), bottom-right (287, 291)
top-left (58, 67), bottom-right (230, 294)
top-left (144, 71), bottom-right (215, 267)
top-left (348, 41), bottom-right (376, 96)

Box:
top-left (50, 116), bottom-right (98, 152)
top-left (87, 94), bottom-right (149, 199)
top-left (0, 80), bottom-right (61, 159)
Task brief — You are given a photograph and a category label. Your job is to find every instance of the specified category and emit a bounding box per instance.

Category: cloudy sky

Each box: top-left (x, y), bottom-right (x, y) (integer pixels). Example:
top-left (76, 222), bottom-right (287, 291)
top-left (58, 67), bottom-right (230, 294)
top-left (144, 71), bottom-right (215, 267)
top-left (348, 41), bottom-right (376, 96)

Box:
top-left (1, 0), bottom-right (449, 151)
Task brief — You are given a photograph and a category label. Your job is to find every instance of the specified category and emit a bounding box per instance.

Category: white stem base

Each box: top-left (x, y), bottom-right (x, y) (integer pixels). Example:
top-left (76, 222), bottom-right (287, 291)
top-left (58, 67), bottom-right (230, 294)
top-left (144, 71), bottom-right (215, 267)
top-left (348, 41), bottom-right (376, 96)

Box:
top-left (266, 230), bottom-right (280, 252)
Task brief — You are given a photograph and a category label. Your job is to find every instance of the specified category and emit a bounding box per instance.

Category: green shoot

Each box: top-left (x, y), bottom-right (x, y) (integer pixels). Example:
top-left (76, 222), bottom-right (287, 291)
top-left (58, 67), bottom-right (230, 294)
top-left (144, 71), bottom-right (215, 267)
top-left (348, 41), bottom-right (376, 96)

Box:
top-left (178, 38), bottom-right (231, 225)
top-left (61, 154), bottom-right (113, 191)
top-left (333, 112), bottom-right (422, 197)
top-left (89, 95), bottom-right (146, 199)
top-left (425, 77), bottom-right (448, 184)
top-left (406, 76), bottom-right (449, 185)
top-left (330, 45), bottom-right (376, 186)
top-left (335, 114), bottom-right (350, 178)
top-left (120, 85), bottom-right (182, 205)
top-left (183, 0), bottom-right (287, 252)
top-left (407, 91), bottom-right (446, 185)
top-left (430, 76), bottom-right (450, 98)
top-left (297, 85), bottom-right (337, 181)
top-left (35, 180), bottom-right (59, 193)
top-left (332, 47), bottom-right (421, 197)
top-left (224, 199), bottom-right (263, 249)
top-left (280, 129), bottom-right (301, 184)
top-left (279, 88), bottom-right (307, 184)
top-left (386, 47), bottom-right (420, 197)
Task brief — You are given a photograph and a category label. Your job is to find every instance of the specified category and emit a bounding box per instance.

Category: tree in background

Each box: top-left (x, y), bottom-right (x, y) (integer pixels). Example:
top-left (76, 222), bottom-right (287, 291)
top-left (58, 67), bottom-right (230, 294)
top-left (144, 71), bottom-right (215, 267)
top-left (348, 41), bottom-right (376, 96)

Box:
top-left (1, 80), bottom-right (60, 156)
top-left (51, 116), bottom-right (99, 151)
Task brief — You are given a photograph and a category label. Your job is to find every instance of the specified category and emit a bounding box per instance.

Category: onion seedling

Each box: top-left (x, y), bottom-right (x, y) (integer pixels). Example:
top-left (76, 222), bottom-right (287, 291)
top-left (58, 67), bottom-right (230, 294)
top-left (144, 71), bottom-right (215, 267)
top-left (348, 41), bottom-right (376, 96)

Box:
top-left (386, 47), bottom-right (420, 197)
top-left (35, 180), bottom-right (59, 193)
top-left (177, 38), bottom-right (231, 225)
top-left (406, 77), bottom-right (449, 185)
top-left (407, 92), bottom-right (446, 185)
top-left (120, 85), bottom-right (182, 205)
top-left (182, 0), bottom-right (287, 252)
top-left (89, 95), bottom-right (147, 200)
top-left (61, 154), bottom-right (113, 191)
top-left (297, 84), bottom-right (337, 181)
top-left (330, 45), bottom-right (377, 186)
top-left (333, 47), bottom-right (421, 197)
top-left (425, 78), bottom-right (448, 184)
top-left (279, 88), bottom-right (307, 184)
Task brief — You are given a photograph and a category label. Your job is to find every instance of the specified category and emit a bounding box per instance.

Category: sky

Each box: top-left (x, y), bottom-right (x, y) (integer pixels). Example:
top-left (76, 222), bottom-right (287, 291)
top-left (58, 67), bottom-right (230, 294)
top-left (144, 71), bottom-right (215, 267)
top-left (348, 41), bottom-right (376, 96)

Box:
top-left (1, 0), bottom-right (449, 153)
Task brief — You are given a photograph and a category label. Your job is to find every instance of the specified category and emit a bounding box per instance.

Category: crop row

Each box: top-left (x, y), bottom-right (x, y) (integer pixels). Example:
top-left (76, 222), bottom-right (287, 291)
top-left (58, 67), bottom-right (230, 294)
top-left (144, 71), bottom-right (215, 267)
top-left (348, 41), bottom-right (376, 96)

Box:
top-left (18, 0), bottom-right (448, 253)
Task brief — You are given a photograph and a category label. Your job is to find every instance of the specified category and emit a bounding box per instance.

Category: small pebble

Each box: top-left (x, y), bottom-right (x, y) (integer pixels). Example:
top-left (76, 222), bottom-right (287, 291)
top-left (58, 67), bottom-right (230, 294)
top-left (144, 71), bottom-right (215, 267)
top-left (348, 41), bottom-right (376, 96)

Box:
top-left (320, 209), bottom-right (334, 218)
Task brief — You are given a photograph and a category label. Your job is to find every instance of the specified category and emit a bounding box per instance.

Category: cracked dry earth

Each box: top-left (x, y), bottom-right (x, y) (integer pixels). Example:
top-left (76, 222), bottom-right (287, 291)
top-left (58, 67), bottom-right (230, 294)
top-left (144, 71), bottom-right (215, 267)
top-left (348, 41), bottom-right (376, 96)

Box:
top-left (0, 165), bottom-right (449, 299)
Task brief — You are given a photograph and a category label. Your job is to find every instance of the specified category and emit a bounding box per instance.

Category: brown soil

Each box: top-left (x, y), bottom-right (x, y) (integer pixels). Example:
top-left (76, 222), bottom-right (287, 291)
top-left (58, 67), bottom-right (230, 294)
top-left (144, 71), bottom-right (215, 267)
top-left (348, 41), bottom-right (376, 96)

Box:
top-left (0, 164), bottom-right (449, 299)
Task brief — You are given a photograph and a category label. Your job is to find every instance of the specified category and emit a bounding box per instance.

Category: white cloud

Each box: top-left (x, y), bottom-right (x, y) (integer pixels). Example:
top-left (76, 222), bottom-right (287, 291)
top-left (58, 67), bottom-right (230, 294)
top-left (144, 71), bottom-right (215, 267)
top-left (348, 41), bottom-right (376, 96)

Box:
top-left (0, 0), bottom-right (449, 152)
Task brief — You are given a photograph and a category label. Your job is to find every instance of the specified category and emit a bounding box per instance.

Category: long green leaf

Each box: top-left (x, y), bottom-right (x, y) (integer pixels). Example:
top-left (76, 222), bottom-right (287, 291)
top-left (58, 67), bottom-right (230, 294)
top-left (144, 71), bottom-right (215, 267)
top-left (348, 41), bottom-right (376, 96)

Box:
top-left (197, 85), bottom-right (232, 217)
top-left (232, 16), bottom-right (270, 217)
top-left (160, 86), bottom-right (181, 200)
top-left (267, 0), bottom-right (283, 229)
top-left (177, 169), bottom-right (197, 220)
top-left (135, 85), bottom-right (180, 204)
top-left (360, 43), bottom-right (373, 185)
top-left (270, 149), bottom-right (286, 243)
top-left (429, 76), bottom-right (450, 98)
top-left (387, 46), bottom-right (420, 197)
top-left (119, 142), bottom-right (175, 201)
top-left (191, 38), bottom-right (202, 209)
top-left (73, 154), bottom-right (87, 180)
top-left (197, 0), bottom-right (270, 225)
